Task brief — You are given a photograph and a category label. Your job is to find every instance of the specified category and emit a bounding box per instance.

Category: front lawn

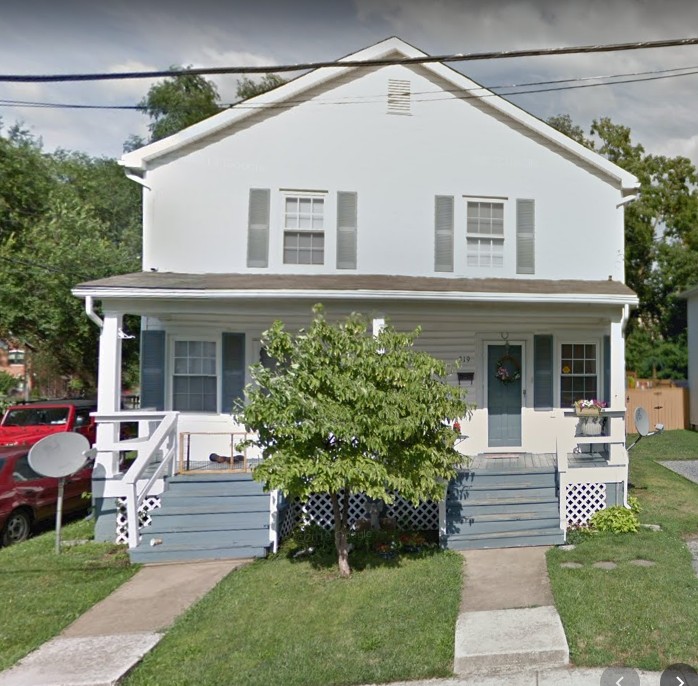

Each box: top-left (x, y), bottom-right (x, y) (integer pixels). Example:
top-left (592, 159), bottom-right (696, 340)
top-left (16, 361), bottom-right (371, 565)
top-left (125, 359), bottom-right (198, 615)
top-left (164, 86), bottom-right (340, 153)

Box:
top-left (124, 549), bottom-right (463, 686)
top-left (548, 429), bottom-right (698, 670)
top-left (0, 518), bottom-right (136, 670)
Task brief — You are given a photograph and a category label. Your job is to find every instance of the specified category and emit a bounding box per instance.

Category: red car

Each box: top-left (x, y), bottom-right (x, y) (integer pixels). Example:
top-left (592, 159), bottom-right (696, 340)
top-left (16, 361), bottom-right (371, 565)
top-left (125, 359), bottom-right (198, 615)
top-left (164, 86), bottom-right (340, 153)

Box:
top-left (0, 399), bottom-right (97, 449)
top-left (0, 446), bottom-right (92, 546)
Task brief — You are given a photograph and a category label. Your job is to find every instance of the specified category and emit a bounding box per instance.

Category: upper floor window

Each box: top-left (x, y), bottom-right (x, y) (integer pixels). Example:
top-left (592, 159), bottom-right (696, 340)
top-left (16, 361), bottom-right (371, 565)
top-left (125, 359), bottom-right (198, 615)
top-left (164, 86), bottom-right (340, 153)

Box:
top-left (560, 343), bottom-right (597, 408)
top-left (283, 195), bottom-right (325, 265)
top-left (8, 349), bottom-right (24, 365)
top-left (172, 340), bottom-right (217, 412)
top-left (466, 201), bottom-right (504, 268)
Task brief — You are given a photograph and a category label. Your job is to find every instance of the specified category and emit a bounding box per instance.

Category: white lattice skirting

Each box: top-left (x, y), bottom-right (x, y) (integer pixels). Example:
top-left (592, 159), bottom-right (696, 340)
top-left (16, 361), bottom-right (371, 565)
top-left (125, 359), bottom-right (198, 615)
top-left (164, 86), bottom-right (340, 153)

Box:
top-left (565, 482), bottom-right (606, 527)
top-left (115, 496), bottom-right (161, 545)
top-left (285, 492), bottom-right (438, 536)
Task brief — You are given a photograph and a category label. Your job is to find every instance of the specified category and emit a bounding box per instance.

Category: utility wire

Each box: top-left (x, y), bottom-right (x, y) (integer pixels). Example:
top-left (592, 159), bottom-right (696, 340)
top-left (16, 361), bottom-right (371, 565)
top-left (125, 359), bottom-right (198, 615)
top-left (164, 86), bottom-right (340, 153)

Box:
top-left (1, 37), bottom-right (698, 83)
top-left (2, 63), bottom-right (698, 112)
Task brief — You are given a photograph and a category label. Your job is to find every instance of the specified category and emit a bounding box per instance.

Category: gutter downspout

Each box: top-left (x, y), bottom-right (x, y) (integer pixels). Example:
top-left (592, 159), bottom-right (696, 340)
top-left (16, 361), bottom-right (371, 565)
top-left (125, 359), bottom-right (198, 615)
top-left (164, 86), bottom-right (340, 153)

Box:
top-left (85, 296), bottom-right (103, 329)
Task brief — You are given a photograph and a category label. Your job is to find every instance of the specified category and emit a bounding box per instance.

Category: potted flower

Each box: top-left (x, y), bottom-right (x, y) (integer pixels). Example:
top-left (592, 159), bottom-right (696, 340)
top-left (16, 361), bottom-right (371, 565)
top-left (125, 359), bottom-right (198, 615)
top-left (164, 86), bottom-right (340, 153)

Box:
top-left (573, 399), bottom-right (606, 417)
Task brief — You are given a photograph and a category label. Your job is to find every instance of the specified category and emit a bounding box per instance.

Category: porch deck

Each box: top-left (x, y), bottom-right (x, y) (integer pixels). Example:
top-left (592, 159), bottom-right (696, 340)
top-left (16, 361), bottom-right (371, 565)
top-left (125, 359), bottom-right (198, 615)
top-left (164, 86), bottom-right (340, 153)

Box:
top-left (463, 451), bottom-right (611, 473)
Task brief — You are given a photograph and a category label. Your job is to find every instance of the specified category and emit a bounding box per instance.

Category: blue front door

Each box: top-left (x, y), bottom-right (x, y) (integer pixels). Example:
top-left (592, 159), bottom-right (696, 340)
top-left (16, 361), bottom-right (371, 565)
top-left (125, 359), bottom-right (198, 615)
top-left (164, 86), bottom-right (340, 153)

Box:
top-left (488, 344), bottom-right (523, 447)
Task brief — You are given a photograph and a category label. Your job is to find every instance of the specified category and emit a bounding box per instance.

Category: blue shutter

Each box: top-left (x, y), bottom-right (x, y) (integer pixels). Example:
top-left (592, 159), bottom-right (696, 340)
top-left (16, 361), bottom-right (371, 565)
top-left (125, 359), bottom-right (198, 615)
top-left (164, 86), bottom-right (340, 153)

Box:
top-left (533, 334), bottom-right (554, 409)
top-left (222, 333), bottom-right (246, 413)
top-left (603, 335), bottom-right (611, 404)
top-left (140, 330), bottom-right (165, 411)
top-left (434, 195), bottom-right (454, 272)
top-left (336, 191), bottom-right (358, 269)
top-left (516, 199), bottom-right (535, 274)
top-left (247, 189), bottom-right (270, 268)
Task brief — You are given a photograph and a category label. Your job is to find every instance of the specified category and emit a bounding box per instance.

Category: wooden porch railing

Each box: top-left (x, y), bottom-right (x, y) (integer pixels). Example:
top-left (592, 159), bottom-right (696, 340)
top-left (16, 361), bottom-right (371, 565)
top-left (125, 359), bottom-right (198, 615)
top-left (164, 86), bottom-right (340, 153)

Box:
top-left (93, 410), bottom-right (178, 548)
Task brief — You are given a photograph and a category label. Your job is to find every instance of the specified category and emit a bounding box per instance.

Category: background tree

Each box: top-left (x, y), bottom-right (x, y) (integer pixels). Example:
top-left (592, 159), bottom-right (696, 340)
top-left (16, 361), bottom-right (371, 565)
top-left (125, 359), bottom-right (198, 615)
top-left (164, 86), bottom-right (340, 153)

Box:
top-left (0, 370), bottom-right (18, 397)
top-left (548, 114), bottom-right (698, 379)
top-left (238, 307), bottom-right (470, 577)
top-left (236, 73), bottom-right (286, 101)
top-left (136, 67), bottom-right (222, 143)
top-left (0, 125), bottom-right (141, 394)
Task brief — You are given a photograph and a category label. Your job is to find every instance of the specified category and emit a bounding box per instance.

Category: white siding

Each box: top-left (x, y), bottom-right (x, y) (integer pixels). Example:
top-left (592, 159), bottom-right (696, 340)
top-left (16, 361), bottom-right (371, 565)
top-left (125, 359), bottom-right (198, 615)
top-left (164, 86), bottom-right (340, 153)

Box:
top-left (142, 64), bottom-right (625, 283)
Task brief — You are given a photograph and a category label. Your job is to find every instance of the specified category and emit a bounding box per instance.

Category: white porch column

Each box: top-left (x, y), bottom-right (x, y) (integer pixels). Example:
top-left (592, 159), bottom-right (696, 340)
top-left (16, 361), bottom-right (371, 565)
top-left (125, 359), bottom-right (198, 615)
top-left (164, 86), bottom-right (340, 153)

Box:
top-left (95, 312), bottom-right (123, 478)
top-left (610, 320), bottom-right (626, 410)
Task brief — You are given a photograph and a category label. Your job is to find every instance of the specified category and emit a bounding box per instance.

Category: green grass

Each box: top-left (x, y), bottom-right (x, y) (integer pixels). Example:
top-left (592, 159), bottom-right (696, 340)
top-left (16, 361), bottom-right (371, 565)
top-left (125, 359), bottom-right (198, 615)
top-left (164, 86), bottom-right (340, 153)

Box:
top-left (548, 429), bottom-right (698, 670)
top-left (0, 518), bottom-right (137, 670)
top-left (124, 549), bottom-right (463, 686)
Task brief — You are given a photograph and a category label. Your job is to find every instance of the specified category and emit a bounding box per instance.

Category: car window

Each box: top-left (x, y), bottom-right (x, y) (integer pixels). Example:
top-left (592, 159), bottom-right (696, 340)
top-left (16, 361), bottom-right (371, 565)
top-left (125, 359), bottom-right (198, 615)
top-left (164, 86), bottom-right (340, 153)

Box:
top-left (3, 407), bottom-right (70, 426)
top-left (74, 409), bottom-right (92, 428)
top-left (12, 455), bottom-right (42, 482)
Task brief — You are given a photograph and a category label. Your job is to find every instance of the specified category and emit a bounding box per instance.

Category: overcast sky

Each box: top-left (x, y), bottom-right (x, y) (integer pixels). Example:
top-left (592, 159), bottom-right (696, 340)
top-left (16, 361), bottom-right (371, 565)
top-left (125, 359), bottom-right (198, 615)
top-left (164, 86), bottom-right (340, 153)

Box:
top-left (2, 0), bottom-right (698, 167)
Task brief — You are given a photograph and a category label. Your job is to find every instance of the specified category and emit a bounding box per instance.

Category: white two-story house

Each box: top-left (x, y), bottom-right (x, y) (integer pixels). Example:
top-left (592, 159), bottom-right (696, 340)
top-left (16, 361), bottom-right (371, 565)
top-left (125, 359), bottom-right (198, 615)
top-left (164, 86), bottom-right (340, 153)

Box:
top-left (74, 37), bottom-right (638, 563)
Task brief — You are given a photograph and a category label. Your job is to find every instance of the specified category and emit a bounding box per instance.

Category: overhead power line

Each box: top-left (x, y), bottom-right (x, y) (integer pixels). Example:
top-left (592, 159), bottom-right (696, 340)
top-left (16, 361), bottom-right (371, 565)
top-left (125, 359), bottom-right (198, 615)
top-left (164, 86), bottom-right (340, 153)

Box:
top-left (1, 37), bottom-right (698, 83)
top-left (2, 62), bottom-right (698, 112)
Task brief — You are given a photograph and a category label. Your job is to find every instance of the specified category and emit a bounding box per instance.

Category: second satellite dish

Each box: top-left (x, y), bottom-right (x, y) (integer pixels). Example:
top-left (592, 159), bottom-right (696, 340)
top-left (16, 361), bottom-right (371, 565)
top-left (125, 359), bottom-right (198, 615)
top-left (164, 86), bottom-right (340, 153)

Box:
top-left (28, 432), bottom-right (90, 478)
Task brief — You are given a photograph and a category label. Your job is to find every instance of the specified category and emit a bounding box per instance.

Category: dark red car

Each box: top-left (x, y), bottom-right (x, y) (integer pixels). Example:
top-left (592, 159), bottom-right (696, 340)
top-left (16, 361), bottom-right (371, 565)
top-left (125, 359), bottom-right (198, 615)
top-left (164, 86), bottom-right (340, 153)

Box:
top-left (0, 399), bottom-right (97, 449)
top-left (0, 446), bottom-right (92, 546)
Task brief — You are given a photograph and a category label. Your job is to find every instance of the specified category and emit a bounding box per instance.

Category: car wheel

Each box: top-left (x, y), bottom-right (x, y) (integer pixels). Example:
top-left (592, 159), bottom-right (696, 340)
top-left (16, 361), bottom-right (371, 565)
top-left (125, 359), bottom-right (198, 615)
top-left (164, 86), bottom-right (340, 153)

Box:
top-left (2, 509), bottom-right (32, 546)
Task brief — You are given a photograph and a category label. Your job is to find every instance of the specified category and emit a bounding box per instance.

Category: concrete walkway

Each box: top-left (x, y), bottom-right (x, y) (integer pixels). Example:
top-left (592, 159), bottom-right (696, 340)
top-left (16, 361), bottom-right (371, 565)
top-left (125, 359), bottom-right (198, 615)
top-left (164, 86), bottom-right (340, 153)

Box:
top-left (454, 547), bottom-right (569, 677)
top-left (0, 559), bottom-right (248, 686)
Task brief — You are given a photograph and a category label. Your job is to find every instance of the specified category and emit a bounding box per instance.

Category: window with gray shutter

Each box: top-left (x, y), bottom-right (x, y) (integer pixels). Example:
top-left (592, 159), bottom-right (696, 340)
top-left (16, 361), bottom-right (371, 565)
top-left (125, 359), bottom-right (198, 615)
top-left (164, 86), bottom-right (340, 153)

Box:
top-left (247, 188), bottom-right (270, 268)
top-left (336, 191), bottom-right (357, 269)
top-left (516, 199), bottom-right (535, 274)
top-left (140, 330), bottom-right (165, 411)
top-left (434, 195), bottom-right (454, 272)
top-left (222, 333), bottom-right (246, 413)
top-left (533, 334), bottom-right (553, 409)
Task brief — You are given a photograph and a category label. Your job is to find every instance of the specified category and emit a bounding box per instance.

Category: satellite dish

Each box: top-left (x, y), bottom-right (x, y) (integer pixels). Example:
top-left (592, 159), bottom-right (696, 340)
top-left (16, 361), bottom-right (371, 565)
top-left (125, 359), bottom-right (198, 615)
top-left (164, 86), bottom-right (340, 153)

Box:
top-left (28, 433), bottom-right (91, 554)
top-left (28, 432), bottom-right (90, 478)
top-left (634, 407), bottom-right (650, 437)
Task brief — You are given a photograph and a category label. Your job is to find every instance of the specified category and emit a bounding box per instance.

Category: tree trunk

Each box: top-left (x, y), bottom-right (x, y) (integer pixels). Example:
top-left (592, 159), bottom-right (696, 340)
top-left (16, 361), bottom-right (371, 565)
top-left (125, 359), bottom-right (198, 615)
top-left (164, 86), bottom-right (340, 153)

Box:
top-left (330, 491), bottom-right (351, 577)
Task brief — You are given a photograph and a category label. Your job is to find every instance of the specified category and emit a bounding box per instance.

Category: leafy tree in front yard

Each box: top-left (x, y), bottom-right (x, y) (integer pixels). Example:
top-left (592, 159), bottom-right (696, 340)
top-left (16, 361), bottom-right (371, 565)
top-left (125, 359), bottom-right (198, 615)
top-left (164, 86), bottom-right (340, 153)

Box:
top-left (238, 306), bottom-right (470, 577)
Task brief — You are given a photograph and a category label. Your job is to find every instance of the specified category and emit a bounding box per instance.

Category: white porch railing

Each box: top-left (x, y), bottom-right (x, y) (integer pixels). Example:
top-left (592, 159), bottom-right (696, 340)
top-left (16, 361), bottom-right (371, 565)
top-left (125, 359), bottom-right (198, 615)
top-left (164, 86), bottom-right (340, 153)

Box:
top-left (93, 410), bottom-right (178, 548)
top-left (556, 409), bottom-right (628, 532)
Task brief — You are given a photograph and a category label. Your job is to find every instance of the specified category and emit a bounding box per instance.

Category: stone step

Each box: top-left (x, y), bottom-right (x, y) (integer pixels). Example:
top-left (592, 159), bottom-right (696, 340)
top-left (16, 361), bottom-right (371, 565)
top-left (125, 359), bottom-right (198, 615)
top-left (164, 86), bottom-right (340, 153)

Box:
top-left (454, 606), bottom-right (569, 676)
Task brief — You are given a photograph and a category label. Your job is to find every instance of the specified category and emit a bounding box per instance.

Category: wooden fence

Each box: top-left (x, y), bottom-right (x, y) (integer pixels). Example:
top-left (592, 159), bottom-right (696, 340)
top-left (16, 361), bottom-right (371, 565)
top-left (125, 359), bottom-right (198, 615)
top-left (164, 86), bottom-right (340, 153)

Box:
top-left (625, 387), bottom-right (689, 431)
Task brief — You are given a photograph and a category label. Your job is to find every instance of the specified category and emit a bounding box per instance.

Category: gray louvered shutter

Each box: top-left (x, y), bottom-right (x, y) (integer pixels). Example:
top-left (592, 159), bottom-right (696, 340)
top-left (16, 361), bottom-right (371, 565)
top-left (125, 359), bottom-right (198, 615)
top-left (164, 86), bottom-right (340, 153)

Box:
top-left (434, 195), bottom-right (454, 272)
top-left (533, 334), bottom-right (554, 409)
top-left (603, 335), bottom-right (611, 405)
top-left (247, 189), bottom-right (270, 268)
top-left (140, 330), bottom-right (165, 411)
top-left (516, 199), bottom-right (535, 274)
top-left (336, 191), bottom-right (357, 269)
top-left (222, 333), bottom-right (246, 413)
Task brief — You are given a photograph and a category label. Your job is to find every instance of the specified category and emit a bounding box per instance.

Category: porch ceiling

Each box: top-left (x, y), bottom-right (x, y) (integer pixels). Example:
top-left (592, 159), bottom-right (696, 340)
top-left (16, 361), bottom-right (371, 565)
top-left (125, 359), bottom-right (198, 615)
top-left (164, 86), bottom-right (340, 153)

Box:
top-left (73, 272), bottom-right (638, 306)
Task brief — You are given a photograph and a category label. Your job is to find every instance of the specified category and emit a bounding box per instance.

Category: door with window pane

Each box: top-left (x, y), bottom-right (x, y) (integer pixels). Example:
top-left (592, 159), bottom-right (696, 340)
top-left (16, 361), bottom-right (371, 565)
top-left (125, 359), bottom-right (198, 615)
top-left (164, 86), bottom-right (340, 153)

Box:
top-left (173, 341), bottom-right (217, 412)
top-left (487, 344), bottom-right (523, 447)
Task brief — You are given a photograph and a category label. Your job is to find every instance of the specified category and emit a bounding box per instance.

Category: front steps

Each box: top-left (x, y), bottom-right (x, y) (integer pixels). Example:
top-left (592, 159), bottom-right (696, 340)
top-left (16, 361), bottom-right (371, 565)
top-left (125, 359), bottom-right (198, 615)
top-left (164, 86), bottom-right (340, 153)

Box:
top-left (129, 473), bottom-right (271, 564)
top-left (444, 466), bottom-right (565, 550)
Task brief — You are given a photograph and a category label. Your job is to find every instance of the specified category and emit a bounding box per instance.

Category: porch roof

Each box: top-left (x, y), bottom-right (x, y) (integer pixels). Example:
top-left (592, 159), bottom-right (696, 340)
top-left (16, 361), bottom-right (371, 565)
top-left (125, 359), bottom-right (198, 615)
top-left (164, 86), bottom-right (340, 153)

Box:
top-left (73, 272), bottom-right (638, 306)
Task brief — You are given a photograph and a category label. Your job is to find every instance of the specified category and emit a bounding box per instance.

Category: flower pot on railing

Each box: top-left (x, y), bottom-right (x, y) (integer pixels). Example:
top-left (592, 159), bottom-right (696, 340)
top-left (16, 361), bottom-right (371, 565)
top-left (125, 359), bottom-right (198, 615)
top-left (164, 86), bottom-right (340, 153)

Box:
top-left (576, 407), bottom-right (602, 417)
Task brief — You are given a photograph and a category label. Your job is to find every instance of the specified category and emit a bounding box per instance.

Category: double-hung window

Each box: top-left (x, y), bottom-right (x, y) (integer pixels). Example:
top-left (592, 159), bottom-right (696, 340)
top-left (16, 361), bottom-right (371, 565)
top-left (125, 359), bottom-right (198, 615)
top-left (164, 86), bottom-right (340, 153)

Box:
top-left (466, 201), bottom-right (504, 268)
top-left (560, 343), bottom-right (598, 407)
top-left (172, 340), bottom-right (217, 412)
top-left (283, 194), bottom-right (325, 265)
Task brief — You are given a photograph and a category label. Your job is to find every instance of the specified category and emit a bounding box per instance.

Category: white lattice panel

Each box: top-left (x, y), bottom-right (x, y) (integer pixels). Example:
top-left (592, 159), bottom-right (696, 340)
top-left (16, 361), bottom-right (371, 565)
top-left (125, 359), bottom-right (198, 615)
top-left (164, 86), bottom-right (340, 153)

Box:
top-left (565, 483), bottom-right (606, 527)
top-left (114, 496), bottom-right (161, 545)
top-left (280, 492), bottom-right (438, 538)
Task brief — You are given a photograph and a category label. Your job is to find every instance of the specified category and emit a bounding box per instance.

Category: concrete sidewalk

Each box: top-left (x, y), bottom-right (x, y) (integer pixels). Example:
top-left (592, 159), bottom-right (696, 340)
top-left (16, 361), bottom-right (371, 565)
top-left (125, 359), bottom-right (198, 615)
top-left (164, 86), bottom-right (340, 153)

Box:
top-left (0, 559), bottom-right (248, 686)
top-left (454, 547), bottom-right (569, 677)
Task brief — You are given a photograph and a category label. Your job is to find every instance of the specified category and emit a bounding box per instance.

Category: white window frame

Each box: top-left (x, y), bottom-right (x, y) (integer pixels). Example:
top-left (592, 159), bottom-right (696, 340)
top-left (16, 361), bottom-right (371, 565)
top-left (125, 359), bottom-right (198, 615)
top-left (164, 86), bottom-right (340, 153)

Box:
top-left (557, 338), bottom-right (602, 409)
top-left (281, 191), bottom-right (327, 265)
top-left (169, 335), bottom-right (220, 413)
top-left (464, 196), bottom-right (507, 269)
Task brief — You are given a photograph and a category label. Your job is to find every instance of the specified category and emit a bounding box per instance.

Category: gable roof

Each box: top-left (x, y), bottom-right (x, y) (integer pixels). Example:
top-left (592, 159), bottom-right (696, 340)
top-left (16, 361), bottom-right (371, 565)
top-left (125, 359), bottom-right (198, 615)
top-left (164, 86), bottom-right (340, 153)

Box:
top-left (73, 272), bottom-right (638, 307)
top-left (121, 37), bottom-right (638, 192)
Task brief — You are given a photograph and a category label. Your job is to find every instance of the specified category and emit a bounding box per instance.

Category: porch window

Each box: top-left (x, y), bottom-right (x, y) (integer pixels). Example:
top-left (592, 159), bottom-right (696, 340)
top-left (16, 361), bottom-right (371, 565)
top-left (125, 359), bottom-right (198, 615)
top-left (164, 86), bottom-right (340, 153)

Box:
top-left (283, 195), bottom-right (325, 264)
top-left (172, 340), bottom-right (217, 412)
top-left (560, 343), bottom-right (597, 408)
top-left (466, 201), bottom-right (504, 267)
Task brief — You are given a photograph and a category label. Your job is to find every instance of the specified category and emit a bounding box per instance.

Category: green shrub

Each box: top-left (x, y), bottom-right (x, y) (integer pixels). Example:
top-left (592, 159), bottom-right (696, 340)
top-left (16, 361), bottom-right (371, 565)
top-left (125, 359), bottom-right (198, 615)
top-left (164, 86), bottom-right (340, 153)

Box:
top-left (590, 505), bottom-right (639, 533)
